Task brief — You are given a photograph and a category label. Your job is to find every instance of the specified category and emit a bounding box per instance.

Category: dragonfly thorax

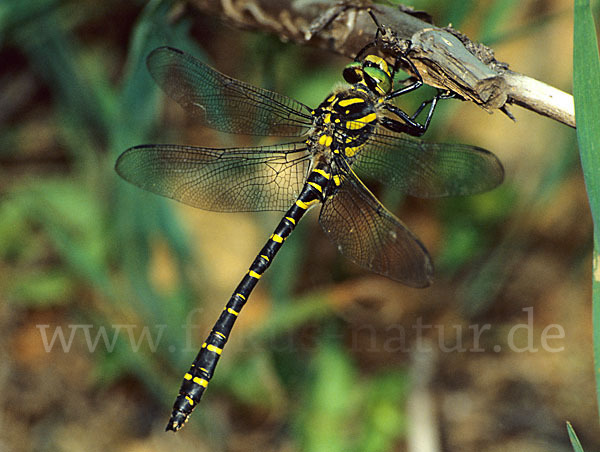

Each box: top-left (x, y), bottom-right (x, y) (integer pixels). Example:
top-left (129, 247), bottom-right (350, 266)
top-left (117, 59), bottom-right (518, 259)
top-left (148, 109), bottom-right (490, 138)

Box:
top-left (310, 88), bottom-right (378, 160)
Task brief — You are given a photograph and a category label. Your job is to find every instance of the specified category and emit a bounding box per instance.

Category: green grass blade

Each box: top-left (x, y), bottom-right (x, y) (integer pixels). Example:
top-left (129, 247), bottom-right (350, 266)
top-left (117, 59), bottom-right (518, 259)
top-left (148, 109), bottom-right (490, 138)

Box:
top-left (573, 0), bottom-right (600, 419)
top-left (567, 421), bottom-right (585, 452)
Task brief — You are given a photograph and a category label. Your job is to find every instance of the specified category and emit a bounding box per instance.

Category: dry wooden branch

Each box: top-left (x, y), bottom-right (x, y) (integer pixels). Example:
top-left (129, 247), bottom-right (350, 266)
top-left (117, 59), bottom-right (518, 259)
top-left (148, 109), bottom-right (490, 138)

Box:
top-left (185, 0), bottom-right (575, 128)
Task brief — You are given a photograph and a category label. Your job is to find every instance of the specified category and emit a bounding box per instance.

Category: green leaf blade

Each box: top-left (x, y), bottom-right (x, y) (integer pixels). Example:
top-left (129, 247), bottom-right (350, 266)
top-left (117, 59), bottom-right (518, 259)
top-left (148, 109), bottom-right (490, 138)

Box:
top-left (573, 0), bottom-right (600, 421)
top-left (566, 421), bottom-right (585, 452)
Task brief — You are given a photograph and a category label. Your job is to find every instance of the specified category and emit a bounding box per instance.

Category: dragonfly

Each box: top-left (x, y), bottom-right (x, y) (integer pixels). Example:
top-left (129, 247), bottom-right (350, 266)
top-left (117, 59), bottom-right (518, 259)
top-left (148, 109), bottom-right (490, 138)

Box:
top-left (115, 45), bottom-right (504, 432)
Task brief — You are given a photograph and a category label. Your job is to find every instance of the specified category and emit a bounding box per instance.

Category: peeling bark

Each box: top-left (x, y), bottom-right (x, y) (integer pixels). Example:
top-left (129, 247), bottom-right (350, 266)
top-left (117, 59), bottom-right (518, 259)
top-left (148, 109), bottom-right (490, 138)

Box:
top-left (184, 0), bottom-right (575, 128)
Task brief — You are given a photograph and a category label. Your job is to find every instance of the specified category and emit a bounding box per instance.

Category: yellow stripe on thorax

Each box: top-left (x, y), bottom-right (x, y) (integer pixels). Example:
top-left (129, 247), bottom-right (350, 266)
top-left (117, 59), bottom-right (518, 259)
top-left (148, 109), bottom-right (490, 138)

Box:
top-left (358, 113), bottom-right (376, 123)
top-left (346, 120), bottom-right (368, 130)
top-left (338, 97), bottom-right (365, 107)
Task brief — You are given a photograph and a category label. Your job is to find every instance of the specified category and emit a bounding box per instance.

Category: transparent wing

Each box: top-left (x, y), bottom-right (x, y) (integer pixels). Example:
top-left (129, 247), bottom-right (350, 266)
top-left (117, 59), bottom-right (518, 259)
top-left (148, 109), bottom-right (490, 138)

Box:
top-left (319, 163), bottom-right (433, 287)
top-left (147, 46), bottom-right (313, 136)
top-left (350, 127), bottom-right (504, 198)
top-left (115, 143), bottom-right (312, 212)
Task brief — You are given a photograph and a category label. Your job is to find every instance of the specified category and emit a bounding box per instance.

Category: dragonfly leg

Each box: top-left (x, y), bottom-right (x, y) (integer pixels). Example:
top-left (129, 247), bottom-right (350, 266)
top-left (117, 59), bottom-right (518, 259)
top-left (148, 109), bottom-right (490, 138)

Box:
top-left (385, 45), bottom-right (426, 100)
top-left (380, 89), bottom-right (453, 137)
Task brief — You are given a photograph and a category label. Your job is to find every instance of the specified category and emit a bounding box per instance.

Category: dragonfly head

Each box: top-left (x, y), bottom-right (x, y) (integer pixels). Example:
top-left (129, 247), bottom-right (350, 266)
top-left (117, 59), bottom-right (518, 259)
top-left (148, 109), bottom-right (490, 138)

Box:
top-left (343, 55), bottom-right (392, 96)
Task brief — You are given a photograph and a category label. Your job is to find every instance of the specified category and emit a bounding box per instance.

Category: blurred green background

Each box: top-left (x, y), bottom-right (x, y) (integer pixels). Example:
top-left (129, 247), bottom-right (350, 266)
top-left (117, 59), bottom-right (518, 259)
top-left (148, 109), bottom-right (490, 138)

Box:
top-left (0, 0), bottom-right (594, 451)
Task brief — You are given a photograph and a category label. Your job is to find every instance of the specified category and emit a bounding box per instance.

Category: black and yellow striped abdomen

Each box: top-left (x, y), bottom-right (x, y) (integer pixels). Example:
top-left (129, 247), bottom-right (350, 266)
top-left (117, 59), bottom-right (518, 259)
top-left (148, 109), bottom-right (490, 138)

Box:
top-left (166, 161), bottom-right (333, 431)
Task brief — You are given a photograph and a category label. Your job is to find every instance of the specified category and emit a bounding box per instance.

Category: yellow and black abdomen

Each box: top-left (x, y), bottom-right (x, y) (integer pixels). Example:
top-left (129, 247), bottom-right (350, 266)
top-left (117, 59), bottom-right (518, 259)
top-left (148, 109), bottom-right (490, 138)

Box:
top-left (166, 161), bottom-right (333, 431)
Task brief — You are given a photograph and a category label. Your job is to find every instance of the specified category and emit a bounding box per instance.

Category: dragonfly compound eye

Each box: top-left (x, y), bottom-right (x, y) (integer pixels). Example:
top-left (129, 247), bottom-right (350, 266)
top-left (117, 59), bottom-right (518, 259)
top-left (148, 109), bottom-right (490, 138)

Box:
top-left (363, 66), bottom-right (392, 95)
top-left (343, 61), bottom-right (364, 84)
